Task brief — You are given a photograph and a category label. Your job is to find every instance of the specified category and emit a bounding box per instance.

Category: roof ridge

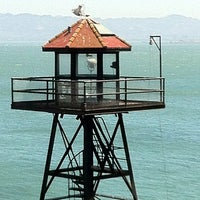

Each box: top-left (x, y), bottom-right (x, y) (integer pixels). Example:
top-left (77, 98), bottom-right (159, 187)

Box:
top-left (87, 18), bottom-right (107, 48)
top-left (66, 19), bottom-right (86, 47)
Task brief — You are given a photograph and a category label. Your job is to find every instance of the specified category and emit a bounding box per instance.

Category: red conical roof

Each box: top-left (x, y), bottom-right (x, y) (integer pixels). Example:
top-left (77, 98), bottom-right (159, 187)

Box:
top-left (43, 18), bottom-right (131, 52)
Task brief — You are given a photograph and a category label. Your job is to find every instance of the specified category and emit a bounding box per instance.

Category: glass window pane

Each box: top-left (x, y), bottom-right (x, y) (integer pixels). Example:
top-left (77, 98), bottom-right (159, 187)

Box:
top-left (103, 54), bottom-right (117, 76)
top-left (59, 54), bottom-right (70, 75)
top-left (78, 54), bottom-right (97, 77)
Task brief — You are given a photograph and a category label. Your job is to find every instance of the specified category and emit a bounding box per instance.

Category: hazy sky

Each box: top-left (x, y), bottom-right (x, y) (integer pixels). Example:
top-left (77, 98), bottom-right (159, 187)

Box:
top-left (1, 0), bottom-right (200, 19)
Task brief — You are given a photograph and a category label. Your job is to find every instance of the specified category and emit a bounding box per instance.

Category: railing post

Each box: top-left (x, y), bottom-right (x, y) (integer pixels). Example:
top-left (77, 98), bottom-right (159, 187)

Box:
top-left (84, 82), bottom-right (86, 104)
top-left (125, 78), bottom-right (127, 106)
top-left (82, 82), bottom-right (87, 111)
top-left (162, 78), bottom-right (165, 104)
top-left (46, 80), bottom-right (49, 106)
top-left (52, 77), bottom-right (55, 101)
top-left (116, 79), bottom-right (120, 101)
top-left (11, 78), bottom-right (14, 104)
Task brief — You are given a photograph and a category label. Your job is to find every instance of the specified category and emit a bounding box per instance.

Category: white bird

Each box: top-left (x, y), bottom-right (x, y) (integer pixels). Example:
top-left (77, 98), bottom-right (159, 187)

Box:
top-left (72, 5), bottom-right (84, 16)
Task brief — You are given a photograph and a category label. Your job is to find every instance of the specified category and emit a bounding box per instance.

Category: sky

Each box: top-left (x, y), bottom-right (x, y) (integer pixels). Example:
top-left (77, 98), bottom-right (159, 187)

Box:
top-left (1, 0), bottom-right (200, 19)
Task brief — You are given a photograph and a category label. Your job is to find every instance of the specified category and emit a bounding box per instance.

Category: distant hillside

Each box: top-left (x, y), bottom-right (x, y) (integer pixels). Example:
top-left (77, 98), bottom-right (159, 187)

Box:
top-left (100, 15), bottom-right (200, 43)
top-left (0, 13), bottom-right (200, 43)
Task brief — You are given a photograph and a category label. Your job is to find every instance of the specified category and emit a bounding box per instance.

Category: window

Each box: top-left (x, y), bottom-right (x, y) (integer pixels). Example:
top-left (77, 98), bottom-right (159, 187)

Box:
top-left (59, 54), bottom-right (70, 76)
top-left (77, 54), bottom-right (97, 78)
top-left (103, 54), bottom-right (117, 78)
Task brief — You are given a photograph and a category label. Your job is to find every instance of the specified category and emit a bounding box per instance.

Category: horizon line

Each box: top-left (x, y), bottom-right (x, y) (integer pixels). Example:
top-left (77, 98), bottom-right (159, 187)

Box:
top-left (0, 12), bottom-right (200, 21)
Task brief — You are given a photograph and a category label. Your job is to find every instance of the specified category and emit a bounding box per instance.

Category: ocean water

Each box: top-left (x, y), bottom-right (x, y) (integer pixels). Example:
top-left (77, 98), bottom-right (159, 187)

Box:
top-left (0, 42), bottom-right (200, 200)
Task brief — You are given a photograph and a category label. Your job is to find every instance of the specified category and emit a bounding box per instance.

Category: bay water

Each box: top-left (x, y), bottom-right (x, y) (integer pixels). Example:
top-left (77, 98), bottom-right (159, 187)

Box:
top-left (0, 42), bottom-right (199, 199)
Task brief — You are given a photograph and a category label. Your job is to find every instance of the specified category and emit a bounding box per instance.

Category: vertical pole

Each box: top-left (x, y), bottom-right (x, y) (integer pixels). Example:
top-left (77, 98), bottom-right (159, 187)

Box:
top-left (40, 113), bottom-right (59, 200)
top-left (71, 53), bottom-right (78, 79)
top-left (97, 53), bottom-right (103, 102)
top-left (159, 36), bottom-right (163, 102)
top-left (11, 78), bottom-right (14, 104)
top-left (125, 78), bottom-right (127, 106)
top-left (97, 53), bottom-right (103, 79)
top-left (71, 53), bottom-right (78, 103)
top-left (46, 80), bottom-right (49, 104)
top-left (82, 115), bottom-right (94, 200)
top-left (55, 53), bottom-right (59, 105)
top-left (116, 52), bottom-right (120, 101)
top-left (150, 35), bottom-right (162, 77)
top-left (55, 52), bottom-right (59, 78)
top-left (150, 36), bottom-right (163, 102)
top-left (118, 113), bottom-right (138, 200)
top-left (159, 36), bottom-right (162, 78)
top-left (116, 52), bottom-right (120, 79)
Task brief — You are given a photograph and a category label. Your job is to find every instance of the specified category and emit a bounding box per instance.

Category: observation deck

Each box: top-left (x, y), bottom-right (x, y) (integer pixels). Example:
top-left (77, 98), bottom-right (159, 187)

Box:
top-left (11, 76), bottom-right (165, 115)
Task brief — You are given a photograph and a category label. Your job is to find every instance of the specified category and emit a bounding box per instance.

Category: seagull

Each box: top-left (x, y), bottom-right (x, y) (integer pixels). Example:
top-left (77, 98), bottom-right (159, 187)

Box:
top-left (72, 5), bottom-right (84, 16)
top-left (72, 5), bottom-right (90, 17)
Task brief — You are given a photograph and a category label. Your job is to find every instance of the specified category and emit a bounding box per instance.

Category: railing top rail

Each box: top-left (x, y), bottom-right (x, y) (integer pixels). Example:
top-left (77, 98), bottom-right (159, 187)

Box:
top-left (11, 76), bottom-right (55, 81)
top-left (12, 76), bottom-right (165, 83)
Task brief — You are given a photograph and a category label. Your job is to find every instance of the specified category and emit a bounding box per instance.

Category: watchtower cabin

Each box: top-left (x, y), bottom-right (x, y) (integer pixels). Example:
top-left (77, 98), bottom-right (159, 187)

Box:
top-left (11, 17), bottom-right (165, 200)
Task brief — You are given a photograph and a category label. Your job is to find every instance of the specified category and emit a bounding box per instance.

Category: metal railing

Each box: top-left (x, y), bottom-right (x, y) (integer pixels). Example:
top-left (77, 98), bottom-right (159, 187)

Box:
top-left (11, 76), bottom-right (165, 109)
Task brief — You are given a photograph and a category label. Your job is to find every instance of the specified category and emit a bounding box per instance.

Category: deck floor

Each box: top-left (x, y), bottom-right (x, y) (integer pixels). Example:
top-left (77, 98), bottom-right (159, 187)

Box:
top-left (11, 99), bottom-right (165, 115)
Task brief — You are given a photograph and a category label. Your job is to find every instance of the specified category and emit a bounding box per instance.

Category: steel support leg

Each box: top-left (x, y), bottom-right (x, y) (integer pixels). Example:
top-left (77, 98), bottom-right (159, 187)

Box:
top-left (118, 113), bottom-right (138, 200)
top-left (40, 113), bottom-right (59, 200)
top-left (82, 115), bottom-right (94, 200)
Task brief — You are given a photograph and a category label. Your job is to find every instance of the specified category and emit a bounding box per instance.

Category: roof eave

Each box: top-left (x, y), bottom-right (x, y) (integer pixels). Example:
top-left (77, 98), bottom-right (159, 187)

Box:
top-left (42, 46), bottom-right (131, 53)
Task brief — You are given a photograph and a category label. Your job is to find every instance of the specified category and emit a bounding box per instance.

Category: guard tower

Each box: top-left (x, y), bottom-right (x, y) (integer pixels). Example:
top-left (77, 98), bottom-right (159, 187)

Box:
top-left (11, 17), bottom-right (165, 200)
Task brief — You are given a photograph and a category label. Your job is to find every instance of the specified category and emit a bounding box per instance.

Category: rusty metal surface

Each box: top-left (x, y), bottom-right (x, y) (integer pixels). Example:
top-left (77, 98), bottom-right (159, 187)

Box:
top-left (11, 100), bottom-right (165, 115)
top-left (43, 18), bottom-right (131, 51)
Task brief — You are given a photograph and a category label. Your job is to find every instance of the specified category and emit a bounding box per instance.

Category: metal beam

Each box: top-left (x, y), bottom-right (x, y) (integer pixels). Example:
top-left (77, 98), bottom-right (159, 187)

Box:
top-left (40, 113), bottom-right (59, 200)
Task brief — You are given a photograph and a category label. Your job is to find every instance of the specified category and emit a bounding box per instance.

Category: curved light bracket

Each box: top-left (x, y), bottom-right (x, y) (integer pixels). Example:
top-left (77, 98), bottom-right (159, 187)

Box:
top-left (149, 35), bottom-right (162, 78)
